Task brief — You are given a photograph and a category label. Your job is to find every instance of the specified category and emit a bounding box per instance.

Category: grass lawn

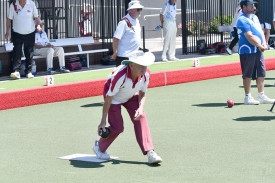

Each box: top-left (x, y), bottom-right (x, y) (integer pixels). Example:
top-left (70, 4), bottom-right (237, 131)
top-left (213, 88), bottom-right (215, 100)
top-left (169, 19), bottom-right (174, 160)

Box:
top-left (0, 51), bottom-right (274, 92)
top-left (1, 71), bottom-right (275, 183)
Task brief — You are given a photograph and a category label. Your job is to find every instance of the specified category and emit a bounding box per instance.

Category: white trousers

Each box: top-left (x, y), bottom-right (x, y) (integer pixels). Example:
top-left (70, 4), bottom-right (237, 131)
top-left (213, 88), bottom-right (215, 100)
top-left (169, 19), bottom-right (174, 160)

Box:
top-left (34, 47), bottom-right (65, 69)
top-left (162, 20), bottom-right (177, 60)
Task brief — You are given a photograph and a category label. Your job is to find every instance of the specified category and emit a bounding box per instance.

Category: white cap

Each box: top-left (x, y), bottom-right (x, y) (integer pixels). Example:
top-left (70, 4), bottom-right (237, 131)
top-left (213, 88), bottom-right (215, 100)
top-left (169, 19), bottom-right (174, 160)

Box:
top-left (122, 51), bottom-right (155, 66)
top-left (127, 0), bottom-right (144, 11)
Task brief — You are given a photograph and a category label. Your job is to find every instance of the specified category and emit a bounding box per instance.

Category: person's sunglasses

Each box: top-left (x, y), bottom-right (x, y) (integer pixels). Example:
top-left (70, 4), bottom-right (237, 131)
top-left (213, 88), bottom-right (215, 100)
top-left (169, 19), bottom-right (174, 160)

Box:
top-left (137, 8), bottom-right (142, 12)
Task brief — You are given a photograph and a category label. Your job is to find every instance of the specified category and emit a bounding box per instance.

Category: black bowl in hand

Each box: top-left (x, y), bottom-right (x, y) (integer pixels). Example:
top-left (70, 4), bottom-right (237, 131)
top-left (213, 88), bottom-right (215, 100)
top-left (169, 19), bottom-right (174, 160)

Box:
top-left (98, 127), bottom-right (110, 138)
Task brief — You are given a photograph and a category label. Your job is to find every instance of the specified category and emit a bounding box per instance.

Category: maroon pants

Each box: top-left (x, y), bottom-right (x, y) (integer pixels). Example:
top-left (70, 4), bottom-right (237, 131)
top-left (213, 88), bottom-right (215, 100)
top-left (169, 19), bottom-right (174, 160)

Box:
top-left (99, 95), bottom-right (154, 155)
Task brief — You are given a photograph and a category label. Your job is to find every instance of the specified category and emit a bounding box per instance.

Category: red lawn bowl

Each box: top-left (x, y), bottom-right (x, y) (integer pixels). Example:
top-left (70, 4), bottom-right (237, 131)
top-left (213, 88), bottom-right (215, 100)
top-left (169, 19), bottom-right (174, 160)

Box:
top-left (227, 99), bottom-right (234, 108)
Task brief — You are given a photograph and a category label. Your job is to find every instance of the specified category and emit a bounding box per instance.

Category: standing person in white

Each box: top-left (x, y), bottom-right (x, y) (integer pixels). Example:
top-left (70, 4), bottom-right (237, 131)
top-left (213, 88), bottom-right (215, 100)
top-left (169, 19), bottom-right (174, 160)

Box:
top-left (34, 23), bottom-right (69, 75)
top-left (160, 0), bottom-right (178, 62)
top-left (111, 0), bottom-right (143, 67)
top-left (226, 0), bottom-right (242, 55)
top-left (5, 0), bottom-right (41, 79)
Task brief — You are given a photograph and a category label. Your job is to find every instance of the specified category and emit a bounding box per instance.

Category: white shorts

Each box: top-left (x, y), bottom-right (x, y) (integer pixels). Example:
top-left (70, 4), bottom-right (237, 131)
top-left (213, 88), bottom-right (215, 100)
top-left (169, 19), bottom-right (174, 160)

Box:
top-left (261, 23), bottom-right (271, 30)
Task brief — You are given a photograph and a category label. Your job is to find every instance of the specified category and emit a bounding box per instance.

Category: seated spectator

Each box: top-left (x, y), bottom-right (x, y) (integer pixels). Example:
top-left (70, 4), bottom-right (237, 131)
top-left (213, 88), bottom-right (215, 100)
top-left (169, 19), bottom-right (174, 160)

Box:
top-left (34, 22), bottom-right (70, 74)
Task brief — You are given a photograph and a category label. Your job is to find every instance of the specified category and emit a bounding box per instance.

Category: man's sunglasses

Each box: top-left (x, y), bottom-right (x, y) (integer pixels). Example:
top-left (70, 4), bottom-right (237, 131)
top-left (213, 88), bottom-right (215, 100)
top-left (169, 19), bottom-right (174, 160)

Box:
top-left (137, 8), bottom-right (142, 12)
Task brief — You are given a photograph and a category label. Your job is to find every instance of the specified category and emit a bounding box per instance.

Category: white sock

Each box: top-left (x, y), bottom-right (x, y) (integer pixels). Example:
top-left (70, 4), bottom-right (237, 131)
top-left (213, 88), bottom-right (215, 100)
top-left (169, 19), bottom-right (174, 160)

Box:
top-left (258, 92), bottom-right (264, 97)
top-left (245, 93), bottom-right (251, 98)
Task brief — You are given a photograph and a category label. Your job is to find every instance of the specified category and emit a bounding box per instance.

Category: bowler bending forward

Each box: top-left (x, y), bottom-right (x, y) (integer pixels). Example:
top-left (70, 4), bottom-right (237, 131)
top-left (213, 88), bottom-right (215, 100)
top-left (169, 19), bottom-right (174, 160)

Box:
top-left (93, 51), bottom-right (162, 164)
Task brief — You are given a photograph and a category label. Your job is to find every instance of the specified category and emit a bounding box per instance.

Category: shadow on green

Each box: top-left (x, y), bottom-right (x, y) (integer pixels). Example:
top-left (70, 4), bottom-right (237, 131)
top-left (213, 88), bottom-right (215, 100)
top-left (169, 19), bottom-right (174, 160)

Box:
top-left (239, 84), bottom-right (274, 88)
top-left (81, 102), bottom-right (104, 108)
top-left (233, 116), bottom-right (275, 121)
top-left (70, 159), bottom-right (160, 168)
top-left (264, 78), bottom-right (275, 80)
top-left (192, 103), bottom-right (242, 107)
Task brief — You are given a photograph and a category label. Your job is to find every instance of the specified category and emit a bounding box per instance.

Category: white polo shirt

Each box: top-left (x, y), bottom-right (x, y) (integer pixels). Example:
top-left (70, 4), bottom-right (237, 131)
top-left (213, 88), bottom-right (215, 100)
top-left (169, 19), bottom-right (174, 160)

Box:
top-left (8, 0), bottom-right (39, 35)
top-left (161, 1), bottom-right (177, 21)
top-left (35, 30), bottom-right (49, 46)
top-left (231, 6), bottom-right (242, 27)
top-left (104, 65), bottom-right (150, 104)
top-left (113, 14), bottom-right (141, 57)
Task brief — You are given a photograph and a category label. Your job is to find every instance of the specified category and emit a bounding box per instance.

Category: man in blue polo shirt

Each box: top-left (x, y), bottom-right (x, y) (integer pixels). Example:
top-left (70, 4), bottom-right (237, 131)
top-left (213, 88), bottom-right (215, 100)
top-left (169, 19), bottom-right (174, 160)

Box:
top-left (237, 0), bottom-right (275, 105)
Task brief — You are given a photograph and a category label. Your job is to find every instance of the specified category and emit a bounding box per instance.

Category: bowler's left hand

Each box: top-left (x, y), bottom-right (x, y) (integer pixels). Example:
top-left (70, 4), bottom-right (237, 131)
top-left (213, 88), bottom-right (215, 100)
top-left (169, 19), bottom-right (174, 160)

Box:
top-left (134, 108), bottom-right (143, 121)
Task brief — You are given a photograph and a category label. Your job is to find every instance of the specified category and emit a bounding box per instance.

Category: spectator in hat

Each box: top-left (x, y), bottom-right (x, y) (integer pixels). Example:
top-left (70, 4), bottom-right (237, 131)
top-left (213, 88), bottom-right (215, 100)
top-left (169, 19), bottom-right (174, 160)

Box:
top-left (34, 22), bottom-right (69, 74)
top-left (160, 0), bottom-right (178, 62)
top-left (93, 51), bottom-right (163, 164)
top-left (79, 3), bottom-right (94, 37)
top-left (111, 0), bottom-right (143, 67)
top-left (5, 0), bottom-right (41, 79)
top-left (237, 0), bottom-right (275, 105)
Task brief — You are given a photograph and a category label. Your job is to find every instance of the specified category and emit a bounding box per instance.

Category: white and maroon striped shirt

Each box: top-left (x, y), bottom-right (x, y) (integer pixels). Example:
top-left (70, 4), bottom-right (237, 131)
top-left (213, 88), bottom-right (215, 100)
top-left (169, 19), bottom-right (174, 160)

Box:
top-left (104, 65), bottom-right (150, 104)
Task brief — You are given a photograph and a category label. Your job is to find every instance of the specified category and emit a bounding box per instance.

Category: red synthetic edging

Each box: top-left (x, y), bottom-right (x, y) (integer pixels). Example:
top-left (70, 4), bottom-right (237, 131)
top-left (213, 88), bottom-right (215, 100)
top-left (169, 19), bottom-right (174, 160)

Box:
top-left (1, 58), bottom-right (275, 110)
top-left (0, 79), bottom-right (105, 110)
top-left (151, 61), bottom-right (242, 86)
